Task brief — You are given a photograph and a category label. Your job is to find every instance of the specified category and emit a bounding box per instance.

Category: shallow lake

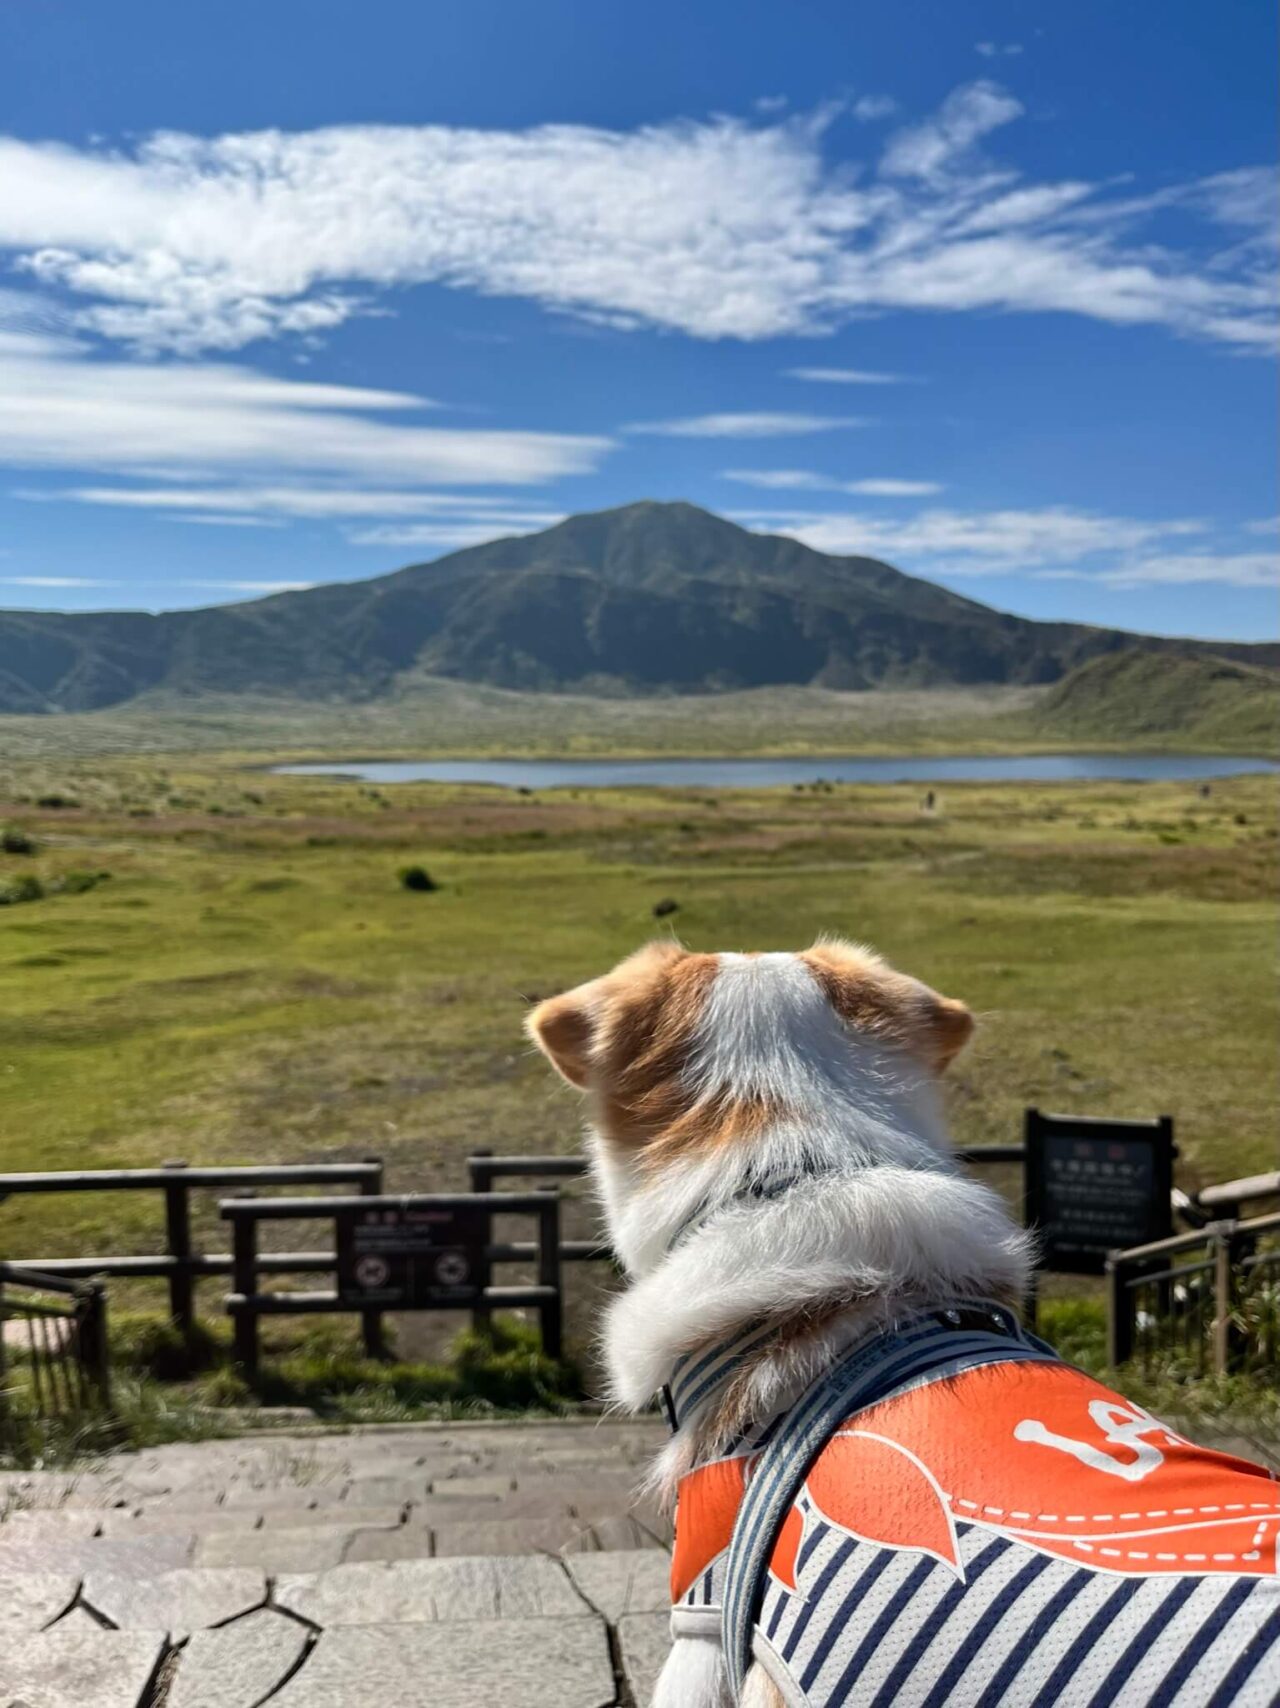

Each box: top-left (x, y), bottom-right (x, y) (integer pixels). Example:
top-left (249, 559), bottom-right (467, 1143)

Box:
top-left (275, 753), bottom-right (1278, 789)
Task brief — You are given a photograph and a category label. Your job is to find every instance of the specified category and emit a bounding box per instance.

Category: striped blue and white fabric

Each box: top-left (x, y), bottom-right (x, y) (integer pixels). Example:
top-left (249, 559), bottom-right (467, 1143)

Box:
top-left (667, 1302), bottom-right (1280, 1707)
top-left (750, 1507), bottom-right (1280, 1707)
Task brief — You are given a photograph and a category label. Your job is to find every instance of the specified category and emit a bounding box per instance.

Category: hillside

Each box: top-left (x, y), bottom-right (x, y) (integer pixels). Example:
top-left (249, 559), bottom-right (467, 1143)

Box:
top-left (1029, 651), bottom-right (1280, 752)
top-left (1, 501), bottom-right (1276, 714)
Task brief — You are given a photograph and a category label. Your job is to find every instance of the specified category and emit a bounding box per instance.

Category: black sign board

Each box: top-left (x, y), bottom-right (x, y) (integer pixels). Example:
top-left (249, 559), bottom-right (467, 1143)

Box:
top-left (336, 1200), bottom-right (488, 1308)
top-left (1025, 1109), bottom-right (1174, 1275)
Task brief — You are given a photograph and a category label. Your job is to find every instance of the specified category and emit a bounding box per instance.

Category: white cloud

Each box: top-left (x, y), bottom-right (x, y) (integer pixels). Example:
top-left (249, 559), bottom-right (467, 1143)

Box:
top-left (182, 580), bottom-right (315, 593)
top-left (734, 503), bottom-right (1208, 573)
top-left (723, 468), bottom-right (943, 496)
top-left (853, 95), bottom-right (898, 122)
top-left (0, 574), bottom-right (108, 587)
top-left (1244, 515), bottom-right (1280, 535)
top-left (346, 513), bottom-right (565, 549)
top-left (848, 478), bottom-right (945, 497)
top-left (0, 88), bottom-right (1271, 354)
top-left (880, 81), bottom-right (1023, 183)
top-left (784, 366), bottom-right (916, 384)
top-left (1094, 551), bottom-right (1279, 589)
top-left (975, 42), bottom-right (1024, 59)
top-left (755, 95), bottom-right (789, 115)
top-left (165, 513), bottom-right (285, 528)
top-left (23, 484), bottom-right (559, 520)
top-left (625, 412), bottom-right (865, 438)
top-left (0, 333), bottom-right (610, 486)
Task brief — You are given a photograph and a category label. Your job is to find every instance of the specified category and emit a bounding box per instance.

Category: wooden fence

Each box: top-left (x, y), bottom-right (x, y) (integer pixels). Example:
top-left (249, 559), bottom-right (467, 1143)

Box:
top-left (0, 1263), bottom-right (112, 1441)
top-left (1107, 1209), bottom-right (1280, 1376)
top-left (221, 1191), bottom-right (565, 1371)
top-left (0, 1161), bottom-right (383, 1341)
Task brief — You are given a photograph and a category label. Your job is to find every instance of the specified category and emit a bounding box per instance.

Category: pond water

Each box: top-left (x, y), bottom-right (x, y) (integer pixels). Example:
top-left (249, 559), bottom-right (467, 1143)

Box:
top-left (275, 753), bottom-right (1278, 789)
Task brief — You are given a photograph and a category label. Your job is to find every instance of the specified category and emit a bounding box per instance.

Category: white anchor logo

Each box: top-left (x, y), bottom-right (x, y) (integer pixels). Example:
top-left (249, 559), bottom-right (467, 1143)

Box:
top-left (1013, 1400), bottom-right (1170, 1482)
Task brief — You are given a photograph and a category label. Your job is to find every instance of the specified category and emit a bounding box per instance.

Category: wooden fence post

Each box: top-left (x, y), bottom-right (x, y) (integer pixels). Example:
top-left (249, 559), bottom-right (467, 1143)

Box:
top-left (230, 1203), bottom-right (259, 1377)
top-left (470, 1150), bottom-right (494, 1337)
top-left (1211, 1222), bottom-right (1236, 1377)
top-left (162, 1159), bottom-right (195, 1340)
top-left (1106, 1253), bottom-right (1133, 1366)
top-left (79, 1278), bottom-right (112, 1409)
top-left (536, 1191), bottom-right (563, 1361)
top-left (358, 1158), bottom-right (388, 1360)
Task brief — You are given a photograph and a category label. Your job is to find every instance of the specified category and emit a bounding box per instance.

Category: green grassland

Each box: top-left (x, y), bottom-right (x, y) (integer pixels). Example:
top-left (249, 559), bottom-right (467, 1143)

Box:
top-left (0, 755), bottom-right (1275, 1275)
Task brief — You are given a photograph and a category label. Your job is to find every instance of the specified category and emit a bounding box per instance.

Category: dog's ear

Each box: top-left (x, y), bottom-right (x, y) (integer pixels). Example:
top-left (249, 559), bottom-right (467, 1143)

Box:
top-left (526, 983), bottom-right (601, 1089)
top-left (924, 994), bottom-right (975, 1072)
top-left (525, 942), bottom-right (689, 1091)
top-left (804, 939), bottom-right (974, 1073)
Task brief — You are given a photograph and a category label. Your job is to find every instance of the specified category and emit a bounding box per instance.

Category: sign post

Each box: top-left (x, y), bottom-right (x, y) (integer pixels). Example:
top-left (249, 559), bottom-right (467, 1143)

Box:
top-left (1024, 1109), bottom-right (1175, 1276)
top-left (336, 1200), bottom-right (489, 1311)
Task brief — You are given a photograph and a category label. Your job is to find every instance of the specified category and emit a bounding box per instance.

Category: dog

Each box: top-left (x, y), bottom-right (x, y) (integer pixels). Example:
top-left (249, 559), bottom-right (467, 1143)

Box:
top-left (528, 940), bottom-right (1280, 1707)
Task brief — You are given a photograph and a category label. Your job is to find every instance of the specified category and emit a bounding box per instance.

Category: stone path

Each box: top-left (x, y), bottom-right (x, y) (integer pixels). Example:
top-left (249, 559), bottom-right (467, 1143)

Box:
top-left (0, 1418), bottom-right (671, 1708)
top-left (5, 1412), bottom-right (1276, 1707)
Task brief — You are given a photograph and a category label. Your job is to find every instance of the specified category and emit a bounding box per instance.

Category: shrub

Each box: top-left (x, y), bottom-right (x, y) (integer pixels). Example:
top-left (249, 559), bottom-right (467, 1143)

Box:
top-left (57, 869), bottom-right (109, 896)
top-left (1, 874), bottom-right (44, 906)
top-left (1, 826), bottom-right (36, 855)
top-left (652, 896), bottom-right (679, 918)
top-left (36, 794), bottom-right (78, 810)
top-left (399, 864), bottom-right (438, 892)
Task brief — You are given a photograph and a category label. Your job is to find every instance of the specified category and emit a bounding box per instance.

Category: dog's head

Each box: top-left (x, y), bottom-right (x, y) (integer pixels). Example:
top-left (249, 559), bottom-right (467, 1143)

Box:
top-left (526, 940), bottom-right (974, 1269)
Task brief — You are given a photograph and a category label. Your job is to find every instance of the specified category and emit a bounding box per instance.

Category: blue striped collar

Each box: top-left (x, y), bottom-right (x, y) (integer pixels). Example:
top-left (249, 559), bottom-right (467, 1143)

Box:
top-left (661, 1298), bottom-right (1028, 1436)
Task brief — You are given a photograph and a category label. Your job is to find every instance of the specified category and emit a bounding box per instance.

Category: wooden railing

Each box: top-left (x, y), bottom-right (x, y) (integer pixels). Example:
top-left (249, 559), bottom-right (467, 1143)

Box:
top-left (1107, 1210), bottom-right (1280, 1375)
top-left (0, 1161), bottom-right (383, 1341)
top-left (221, 1191), bottom-right (565, 1372)
top-left (0, 1263), bottom-right (112, 1442)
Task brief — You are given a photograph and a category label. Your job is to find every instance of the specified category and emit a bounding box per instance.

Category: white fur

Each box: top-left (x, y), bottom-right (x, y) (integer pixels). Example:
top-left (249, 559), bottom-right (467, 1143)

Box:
top-left (653, 1636), bottom-right (732, 1708)
top-left (594, 950), bottom-right (961, 1280)
top-left (580, 948), bottom-right (1033, 1703)
top-left (606, 1168), bottom-right (1029, 1412)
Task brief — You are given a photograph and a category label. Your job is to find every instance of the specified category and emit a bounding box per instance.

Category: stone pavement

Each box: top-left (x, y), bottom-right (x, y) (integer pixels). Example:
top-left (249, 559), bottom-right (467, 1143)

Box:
top-left (0, 1418), bottom-right (672, 1708)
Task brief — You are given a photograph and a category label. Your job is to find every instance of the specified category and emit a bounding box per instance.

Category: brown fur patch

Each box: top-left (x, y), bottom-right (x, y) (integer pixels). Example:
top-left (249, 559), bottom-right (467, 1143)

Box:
top-left (592, 947), bottom-right (723, 1153)
top-left (528, 945), bottom-right (781, 1162)
top-left (801, 941), bottom-right (973, 1073)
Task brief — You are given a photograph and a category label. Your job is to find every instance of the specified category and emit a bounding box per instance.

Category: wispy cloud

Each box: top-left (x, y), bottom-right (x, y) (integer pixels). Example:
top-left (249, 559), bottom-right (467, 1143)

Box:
top-left (0, 574), bottom-right (108, 587)
top-left (626, 412), bottom-right (865, 438)
top-left (181, 580), bottom-right (316, 594)
top-left (784, 367), bottom-right (917, 385)
top-left (0, 85), bottom-right (1271, 354)
top-left (852, 95), bottom-right (898, 122)
top-left (734, 503), bottom-right (1211, 575)
top-left (22, 484), bottom-right (560, 520)
top-left (1244, 515), bottom-right (1280, 536)
top-left (346, 513), bottom-right (566, 550)
top-left (164, 513), bottom-right (286, 528)
top-left (975, 42), bottom-right (1024, 59)
top-left (0, 333), bottom-right (610, 486)
top-left (723, 468), bottom-right (943, 496)
top-left (1090, 551), bottom-right (1279, 589)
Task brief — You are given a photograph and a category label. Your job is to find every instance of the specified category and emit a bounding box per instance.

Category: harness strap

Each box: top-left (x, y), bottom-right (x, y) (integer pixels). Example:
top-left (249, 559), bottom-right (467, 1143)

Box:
top-left (719, 1301), bottom-right (1060, 1700)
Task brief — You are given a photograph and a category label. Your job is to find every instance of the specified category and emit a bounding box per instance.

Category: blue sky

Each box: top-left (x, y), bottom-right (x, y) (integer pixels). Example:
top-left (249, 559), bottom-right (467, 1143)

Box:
top-left (0, 0), bottom-right (1275, 640)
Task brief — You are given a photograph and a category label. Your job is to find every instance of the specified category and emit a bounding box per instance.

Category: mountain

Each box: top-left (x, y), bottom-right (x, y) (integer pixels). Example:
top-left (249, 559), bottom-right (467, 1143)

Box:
top-left (1, 501), bottom-right (1276, 714)
top-left (1028, 650), bottom-right (1280, 751)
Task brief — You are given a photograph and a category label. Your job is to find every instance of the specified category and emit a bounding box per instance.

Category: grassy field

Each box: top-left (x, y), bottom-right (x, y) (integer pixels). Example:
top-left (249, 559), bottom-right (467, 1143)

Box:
top-left (0, 752), bottom-right (1275, 1445)
top-left (1, 753), bottom-right (1274, 1259)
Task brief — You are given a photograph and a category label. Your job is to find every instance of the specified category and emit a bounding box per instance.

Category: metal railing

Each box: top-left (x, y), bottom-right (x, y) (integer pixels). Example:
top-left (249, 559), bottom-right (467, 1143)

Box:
top-left (0, 1161), bottom-right (383, 1341)
top-left (1107, 1210), bottom-right (1280, 1376)
top-left (0, 1263), bottom-right (112, 1438)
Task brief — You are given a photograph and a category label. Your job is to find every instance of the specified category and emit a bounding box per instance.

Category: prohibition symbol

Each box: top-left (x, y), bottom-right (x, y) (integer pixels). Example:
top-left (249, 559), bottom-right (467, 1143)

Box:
top-left (434, 1251), bottom-right (470, 1286)
top-left (354, 1254), bottom-right (390, 1289)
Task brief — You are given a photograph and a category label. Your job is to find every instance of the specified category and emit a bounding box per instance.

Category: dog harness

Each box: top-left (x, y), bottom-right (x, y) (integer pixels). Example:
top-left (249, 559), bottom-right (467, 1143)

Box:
top-left (668, 1304), bottom-right (1280, 1706)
